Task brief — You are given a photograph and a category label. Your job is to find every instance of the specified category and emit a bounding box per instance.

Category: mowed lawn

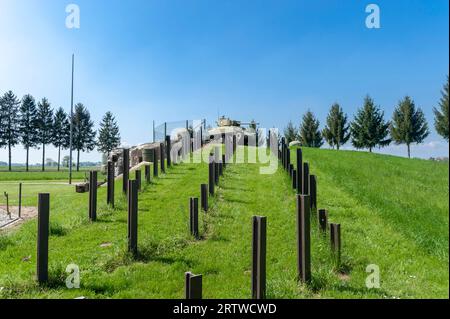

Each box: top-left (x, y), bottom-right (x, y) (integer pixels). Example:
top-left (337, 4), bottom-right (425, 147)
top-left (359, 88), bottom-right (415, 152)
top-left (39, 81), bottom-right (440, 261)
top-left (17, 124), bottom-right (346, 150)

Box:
top-left (0, 147), bottom-right (448, 298)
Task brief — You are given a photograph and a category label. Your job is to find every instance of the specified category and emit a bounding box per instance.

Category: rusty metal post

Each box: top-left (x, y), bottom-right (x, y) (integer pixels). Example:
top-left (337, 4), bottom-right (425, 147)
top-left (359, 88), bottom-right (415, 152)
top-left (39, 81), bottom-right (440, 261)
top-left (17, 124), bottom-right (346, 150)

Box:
top-left (219, 162), bottom-right (223, 177)
top-left (296, 148), bottom-right (302, 194)
top-left (153, 149), bottom-right (158, 178)
top-left (252, 216), bottom-right (267, 299)
top-left (214, 147), bottom-right (220, 185)
top-left (145, 164), bottom-right (151, 184)
top-left (122, 148), bottom-right (129, 194)
top-left (4, 192), bottom-right (9, 217)
top-left (89, 171), bottom-right (97, 221)
top-left (18, 183), bottom-right (22, 218)
top-left (37, 193), bottom-right (49, 284)
top-left (302, 162), bottom-right (310, 195)
top-left (309, 175), bottom-right (317, 216)
top-left (287, 148), bottom-right (291, 172)
top-left (128, 180), bottom-right (138, 257)
top-left (201, 184), bottom-right (208, 212)
top-left (296, 195), bottom-right (311, 283)
top-left (330, 223), bottom-right (341, 265)
top-left (292, 170), bottom-right (297, 190)
top-left (107, 161), bottom-right (115, 207)
top-left (189, 198), bottom-right (199, 239)
top-left (160, 143), bottom-right (165, 173)
top-left (135, 169), bottom-right (142, 191)
top-left (185, 272), bottom-right (202, 299)
top-left (318, 209), bottom-right (328, 233)
top-left (166, 135), bottom-right (172, 167)
top-left (222, 154), bottom-right (226, 169)
top-left (209, 155), bottom-right (215, 196)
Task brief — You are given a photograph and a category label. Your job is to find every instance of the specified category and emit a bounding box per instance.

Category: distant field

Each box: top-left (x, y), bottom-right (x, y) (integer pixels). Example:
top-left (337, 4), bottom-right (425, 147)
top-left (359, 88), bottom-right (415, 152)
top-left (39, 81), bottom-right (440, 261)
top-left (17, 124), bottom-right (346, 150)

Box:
top-left (0, 147), bottom-right (448, 298)
top-left (0, 166), bottom-right (100, 181)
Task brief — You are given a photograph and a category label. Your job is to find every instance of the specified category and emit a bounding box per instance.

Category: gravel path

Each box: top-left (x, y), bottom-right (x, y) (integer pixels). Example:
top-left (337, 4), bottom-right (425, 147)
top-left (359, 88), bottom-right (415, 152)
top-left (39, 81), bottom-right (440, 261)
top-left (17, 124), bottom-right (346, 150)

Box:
top-left (0, 206), bottom-right (37, 229)
top-left (0, 207), bottom-right (19, 228)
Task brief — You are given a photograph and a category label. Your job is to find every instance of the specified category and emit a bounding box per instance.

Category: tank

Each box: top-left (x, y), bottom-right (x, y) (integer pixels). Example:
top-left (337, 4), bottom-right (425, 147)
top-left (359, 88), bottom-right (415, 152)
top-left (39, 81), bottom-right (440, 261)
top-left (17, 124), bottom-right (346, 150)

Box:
top-left (208, 116), bottom-right (260, 146)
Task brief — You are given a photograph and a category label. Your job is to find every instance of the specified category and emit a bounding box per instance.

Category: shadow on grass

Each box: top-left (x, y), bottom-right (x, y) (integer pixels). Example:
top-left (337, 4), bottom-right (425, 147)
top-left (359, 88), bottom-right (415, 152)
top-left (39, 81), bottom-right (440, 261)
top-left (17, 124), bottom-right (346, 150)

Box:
top-left (0, 235), bottom-right (14, 249)
top-left (103, 236), bottom-right (194, 272)
top-left (221, 185), bottom-right (249, 192)
top-left (49, 222), bottom-right (69, 237)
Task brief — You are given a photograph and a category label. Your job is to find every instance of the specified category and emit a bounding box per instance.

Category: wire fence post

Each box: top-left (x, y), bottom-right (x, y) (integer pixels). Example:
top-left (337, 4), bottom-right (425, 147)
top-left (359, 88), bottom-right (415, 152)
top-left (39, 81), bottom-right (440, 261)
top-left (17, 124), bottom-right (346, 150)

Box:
top-left (18, 183), bottom-right (22, 218)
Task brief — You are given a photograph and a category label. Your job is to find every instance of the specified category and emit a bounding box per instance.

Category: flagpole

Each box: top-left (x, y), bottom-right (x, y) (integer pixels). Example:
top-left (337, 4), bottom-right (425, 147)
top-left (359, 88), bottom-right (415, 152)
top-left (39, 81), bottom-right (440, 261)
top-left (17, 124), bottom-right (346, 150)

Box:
top-left (69, 54), bottom-right (74, 185)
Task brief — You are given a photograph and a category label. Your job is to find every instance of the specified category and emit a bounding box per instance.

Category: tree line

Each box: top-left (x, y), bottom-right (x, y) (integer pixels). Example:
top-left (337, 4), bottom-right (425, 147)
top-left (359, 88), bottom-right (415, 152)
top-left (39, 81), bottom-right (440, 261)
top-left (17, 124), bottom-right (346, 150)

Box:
top-left (0, 90), bottom-right (121, 171)
top-left (284, 77), bottom-right (449, 158)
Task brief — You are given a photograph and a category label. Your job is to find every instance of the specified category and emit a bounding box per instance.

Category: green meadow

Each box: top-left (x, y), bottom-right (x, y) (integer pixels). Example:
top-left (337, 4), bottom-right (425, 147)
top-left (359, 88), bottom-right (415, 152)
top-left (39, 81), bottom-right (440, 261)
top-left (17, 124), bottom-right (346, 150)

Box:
top-left (0, 147), bottom-right (448, 298)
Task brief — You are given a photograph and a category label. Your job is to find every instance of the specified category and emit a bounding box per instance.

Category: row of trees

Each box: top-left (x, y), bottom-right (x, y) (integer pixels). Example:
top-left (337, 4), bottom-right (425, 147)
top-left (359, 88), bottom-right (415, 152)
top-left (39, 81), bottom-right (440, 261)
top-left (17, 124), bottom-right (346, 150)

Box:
top-left (284, 77), bottom-right (449, 158)
top-left (0, 91), bottom-right (121, 171)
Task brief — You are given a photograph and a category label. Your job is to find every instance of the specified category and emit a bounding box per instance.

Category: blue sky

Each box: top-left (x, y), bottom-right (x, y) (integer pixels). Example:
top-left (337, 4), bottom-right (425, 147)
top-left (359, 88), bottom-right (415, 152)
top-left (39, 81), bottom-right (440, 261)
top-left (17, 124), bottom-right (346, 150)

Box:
top-left (0, 0), bottom-right (448, 164)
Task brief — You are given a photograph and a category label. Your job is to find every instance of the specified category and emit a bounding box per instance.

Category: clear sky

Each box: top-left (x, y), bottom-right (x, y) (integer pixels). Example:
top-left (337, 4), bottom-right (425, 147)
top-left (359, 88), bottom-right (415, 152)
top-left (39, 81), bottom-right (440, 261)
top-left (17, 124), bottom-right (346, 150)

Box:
top-left (0, 0), bottom-right (448, 164)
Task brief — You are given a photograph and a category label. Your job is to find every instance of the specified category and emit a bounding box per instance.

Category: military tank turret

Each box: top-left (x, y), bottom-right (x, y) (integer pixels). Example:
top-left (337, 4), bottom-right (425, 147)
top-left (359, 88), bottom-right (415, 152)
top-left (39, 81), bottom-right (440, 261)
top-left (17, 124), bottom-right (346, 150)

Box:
top-left (208, 116), bottom-right (260, 146)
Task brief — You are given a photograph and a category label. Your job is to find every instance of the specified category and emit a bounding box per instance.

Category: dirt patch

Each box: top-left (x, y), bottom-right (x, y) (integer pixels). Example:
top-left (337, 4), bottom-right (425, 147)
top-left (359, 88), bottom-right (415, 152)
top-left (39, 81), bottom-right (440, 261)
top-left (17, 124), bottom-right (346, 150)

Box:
top-left (337, 272), bottom-right (351, 281)
top-left (0, 206), bottom-right (38, 230)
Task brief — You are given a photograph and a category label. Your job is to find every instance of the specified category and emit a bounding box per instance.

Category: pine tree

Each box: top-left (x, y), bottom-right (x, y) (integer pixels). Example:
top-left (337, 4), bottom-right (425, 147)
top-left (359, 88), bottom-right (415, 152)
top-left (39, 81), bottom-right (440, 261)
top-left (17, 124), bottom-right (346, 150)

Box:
top-left (36, 98), bottom-right (54, 171)
top-left (97, 111), bottom-right (121, 157)
top-left (299, 110), bottom-right (323, 147)
top-left (283, 121), bottom-right (298, 144)
top-left (322, 103), bottom-right (350, 150)
top-left (0, 91), bottom-right (21, 171)
top-left (0, 94), bottom-right (6, 158)
top-left (53, 107), bottom-right (70, 171)
top-left (433, 76), bottom-right (449, 141)
top-left (71, 103), bottom-right (96, 171)
top-left (390, 96), bottom-right (429, 158)
top-left (351, 96), bottom-right (391, 152)
top-left (19, 94), bottom-right (39, 171)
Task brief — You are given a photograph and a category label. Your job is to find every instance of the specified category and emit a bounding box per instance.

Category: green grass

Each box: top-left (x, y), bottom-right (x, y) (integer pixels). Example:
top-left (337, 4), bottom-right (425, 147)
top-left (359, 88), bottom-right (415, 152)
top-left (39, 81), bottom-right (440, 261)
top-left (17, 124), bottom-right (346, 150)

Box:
top-left (0, 166), bottom-right (97, 182)
top-left (0, 147), bottom-right (448, 299)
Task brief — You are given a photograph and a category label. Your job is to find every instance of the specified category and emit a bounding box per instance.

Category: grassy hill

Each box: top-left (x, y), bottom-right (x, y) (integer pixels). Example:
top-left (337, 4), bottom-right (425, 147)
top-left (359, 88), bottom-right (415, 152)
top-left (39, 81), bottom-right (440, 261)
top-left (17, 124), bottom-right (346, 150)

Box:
top-left (0, 147), bottom-right (448, 298)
